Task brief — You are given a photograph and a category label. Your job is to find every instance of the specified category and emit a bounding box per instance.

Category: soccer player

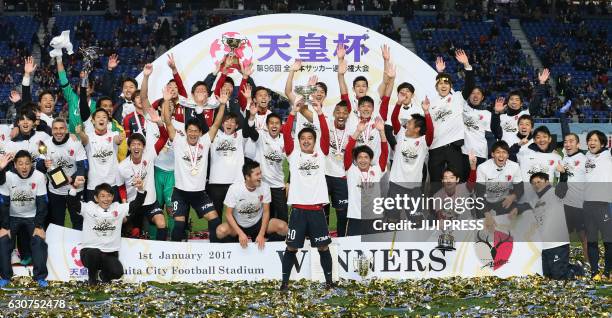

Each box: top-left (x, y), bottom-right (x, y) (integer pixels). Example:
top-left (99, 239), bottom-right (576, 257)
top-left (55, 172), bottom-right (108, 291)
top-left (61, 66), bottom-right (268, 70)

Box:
top-left (582, 130), bottom-right (612, 279)
top-left (242, 108), bottom-right (288, 222)
top-left (323, 101), bottom-right (350, 236)
top-left (217, 160), bottom-right (288, 247)
top-left (207, 109), bottom-right (247, 215)
top-left (500, 69), bottom-right (549, 144)
top-left (204, 55), bottom-right (255, 120)
top-left (118, 131), bottom-right (169, 240)
top-left (162, 86), bottom-right (228, 242)
top-left (344, 118), bottom-right (389, 236)
top-left (6, 109), bottom-right (51, 169)
top-left (390, 82), bottom-right (422, 135)
top-left (427, 50), bottom-right (473, 194)
top-left (517, 126), bottom-right (561, 203)
top-left (476, 141), bottom-right (524, 228)
top-left (387, 98), bottom-right (433, 222)
top-left (284, 60), bottom-right (329, 133)
top-left (0, 150), bottom-right (49, 288)
top-left (68, 176), bottom-right (146, 285)
top-left (507, 114), bottom-right (535, 162)
top-left (56, 54), bottom-right (96, 134)
top-left (555, 105), bottom-right (589, 262)
top-left (76, 108), bottom-right (125, 202)
top-left (243, 86), bottom-right (273, 159)
top-left (523, 172), bottom-right (584, 280)
top-left (43, 118), bottom-right (87, 229)
top-left (280, 97), bottom-right (332, 290)
top-left (100, 54), bottom-right (139, 123)
top-left (433, 161), bottom-right (478, 222)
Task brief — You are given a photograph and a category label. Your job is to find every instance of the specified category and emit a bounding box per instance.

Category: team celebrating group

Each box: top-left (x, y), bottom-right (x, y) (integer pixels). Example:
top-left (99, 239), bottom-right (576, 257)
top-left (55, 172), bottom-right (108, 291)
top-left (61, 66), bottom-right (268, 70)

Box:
top-left (0, 42), bottom-right (610, 289)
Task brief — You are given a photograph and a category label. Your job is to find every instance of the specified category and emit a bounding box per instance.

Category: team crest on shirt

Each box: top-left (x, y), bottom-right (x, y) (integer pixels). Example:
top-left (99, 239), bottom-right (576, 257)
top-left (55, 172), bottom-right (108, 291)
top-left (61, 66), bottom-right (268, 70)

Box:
top-left (561, 162), bottom-right (575, 177)
top-left (181, 153), bottom-right (203, 165)
top-left (356, 133), bottom-right (375, 144)
top-left (302, 121), bottom-right (317, 130)
top-left (433, 109), bottom-right (453, 122)
top-left (92, 219), bottom-right (117, 236)
top-left (216, 139), bottom-right (237, 156)
top-left (502, 121), bottom-right (517, 133)
top-left (298, 158), bottom-right (320, 176)
top-left (264, 150), bottom-right (283, 164)
top-left (12, 189), bottom-right (35, 207)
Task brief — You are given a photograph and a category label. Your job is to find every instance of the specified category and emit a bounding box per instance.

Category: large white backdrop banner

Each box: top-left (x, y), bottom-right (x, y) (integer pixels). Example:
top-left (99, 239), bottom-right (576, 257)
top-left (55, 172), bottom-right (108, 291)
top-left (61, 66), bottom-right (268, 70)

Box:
top-left (137, 13), bottom-right (439, 107)
top-left (41, 223), bottom-right (542, 283)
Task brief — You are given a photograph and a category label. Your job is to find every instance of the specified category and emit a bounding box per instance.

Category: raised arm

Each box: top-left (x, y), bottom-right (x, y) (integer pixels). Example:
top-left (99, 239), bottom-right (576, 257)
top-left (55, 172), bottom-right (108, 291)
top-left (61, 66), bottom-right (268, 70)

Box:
top-left (336, 45), bottom-right (352, 113)
top-left (313, 102), bottom-right (330, 155)
top-left (127, 178), bottom-right (146, 215)
top-left (67, 176), bottom-right (86, 215)
top-left (100, 54), bottom-right (120, 101)
top-left (75, 124), bottom-right (89, 146)
top-left (154, 125), bottom-right (169, 154)
top-left (491, 97), bottom-right (505, 140)
top-left (529, 69), bottom-right (550, 116)
top-left (167, 53), bottom-right (188, 98)
top-left (282, 98), bottom-right (303, 156)
top-left (237, 63), bottom-right (253, 111)
top-left (345, 121), bottom-right (366, 170)
top-left (207, 90), bottom-right (228, 141)
top-left (161, 88), bottom-right (177, 141)
top-left (422, 97), bottom-right (434, 146)
top-left (559, 100), bottom-right (572, 138)
top-left (79, 72), bottom-right (92, 123)
top-left (141, 63), bottom-right (154, 112)
top-left (454, 49), bottom-right (474, 100)
top-left (284, 59), bottom-right (301, 104)
top-left (377, 45), bottom-right (391, 98)
top-left (375, 118), bottom-right (388, 171)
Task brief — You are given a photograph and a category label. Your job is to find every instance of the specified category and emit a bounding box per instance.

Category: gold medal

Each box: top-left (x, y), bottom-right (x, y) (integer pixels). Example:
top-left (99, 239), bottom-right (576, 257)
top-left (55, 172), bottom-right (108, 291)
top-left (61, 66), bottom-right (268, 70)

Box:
top-left (335, 153), bottom-right (343, 161)
top-left (191, 168), bottom-right (198, 176)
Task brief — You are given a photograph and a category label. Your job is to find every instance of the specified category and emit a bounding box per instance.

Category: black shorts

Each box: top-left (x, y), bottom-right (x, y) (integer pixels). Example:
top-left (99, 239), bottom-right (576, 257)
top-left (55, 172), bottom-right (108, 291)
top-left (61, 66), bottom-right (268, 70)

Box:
top-left (142, 201), bottom-right (164, 221)
top-left (286, 207), bottom-right (331, 249)
top-left (564, 205), bottom-right (585, 233)
top-left (325, 175), bottom-right (348, 210)
top-left (171, 188), bottom-right (216, 218)
top-left (239, 218), bottom-right (264, 241)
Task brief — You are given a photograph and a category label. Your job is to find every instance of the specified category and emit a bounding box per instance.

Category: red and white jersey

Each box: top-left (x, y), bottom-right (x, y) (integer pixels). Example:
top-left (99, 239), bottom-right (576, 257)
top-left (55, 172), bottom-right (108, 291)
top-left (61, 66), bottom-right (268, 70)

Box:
top-left (347, 165), bottom-right (384, 219)
top-left (500, 110), bottom-right (530, 144)
top-left (209, 131), bottom-right (244, 184)
top-left (46, 137), bottom-right (87, 195)
top-left (173, 133), bottom-right (212, 192)
top-left (118, 148), bottom-right (157, 205)
top-left (0, 170), bottom-right (46, 218)
top-left (462, 103), bottom-right (491, 158)
top-left (429, 92), bottom-right (465, 149)
top-left (325, 120), bottom-right (348, 178)
top-left (560, 151), bottom-right (586, 208)
top-left (477, 159), bottom-right (523, 203)
top-left (254, 132), bottom-right (286, 189)
top-left (287, 149), bottom-right (329, 205)
top-left (390, 134), bottom-right (428, 187)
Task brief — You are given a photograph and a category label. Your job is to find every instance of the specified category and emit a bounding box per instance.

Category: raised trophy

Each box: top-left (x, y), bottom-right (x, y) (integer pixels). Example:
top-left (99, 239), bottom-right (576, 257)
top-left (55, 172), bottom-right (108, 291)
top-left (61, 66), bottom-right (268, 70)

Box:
top-left (294, 85), bottom-right (317, 106)
top-left (221, 35), bottom-right (247, 71)
top-left (353, 254), bottom-right (373, 280)
top-left (79, 46), bottom-right (101, 73)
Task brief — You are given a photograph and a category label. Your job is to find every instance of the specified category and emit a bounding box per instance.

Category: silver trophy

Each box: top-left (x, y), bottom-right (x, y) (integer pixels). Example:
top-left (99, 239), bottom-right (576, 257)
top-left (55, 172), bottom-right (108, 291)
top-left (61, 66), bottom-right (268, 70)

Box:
top-left (353, 254), bottom-right (373, 279)
top-left (79, 46), bottom-right (101, 73)
top-left (436, 210), bottom-right (456, 251)
top-left (294, 85), bottom-right (317, 106)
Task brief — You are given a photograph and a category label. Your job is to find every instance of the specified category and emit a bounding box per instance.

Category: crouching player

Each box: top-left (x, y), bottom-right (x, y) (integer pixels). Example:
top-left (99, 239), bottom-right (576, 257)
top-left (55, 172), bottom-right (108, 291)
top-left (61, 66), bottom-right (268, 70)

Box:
top-left (0, 151), bottom-right (49, 287)
top-left (216, 160), bottom-right (288, 247)
top-left (68, 176), bottom-right (145, 285)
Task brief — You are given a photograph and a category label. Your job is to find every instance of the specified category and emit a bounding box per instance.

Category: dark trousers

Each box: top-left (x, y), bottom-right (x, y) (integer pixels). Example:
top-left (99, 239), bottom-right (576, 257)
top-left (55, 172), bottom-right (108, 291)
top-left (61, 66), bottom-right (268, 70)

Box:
top-left (346, 218), bottom-right (380, 236)
top-left (542, 244), bottom-right (584, 279)
top-left (80, 248), bottom-right (123, 283)
top-left (46, 191), bottom-right (84, 230)
top-left (323, 205), bottom-right (348, 237)
top-left (3, 217), bottom-right (48, 281)
top-left (270, 187), bottom-right (288, 222)
top-left (386, 182), bottom-right (424, 222)
top-left (584, 201), bottom-right (612, 275)
top-left (428, 142), bottom-right (464, 194)
top-left (206, 183), bottom-right (231, 215)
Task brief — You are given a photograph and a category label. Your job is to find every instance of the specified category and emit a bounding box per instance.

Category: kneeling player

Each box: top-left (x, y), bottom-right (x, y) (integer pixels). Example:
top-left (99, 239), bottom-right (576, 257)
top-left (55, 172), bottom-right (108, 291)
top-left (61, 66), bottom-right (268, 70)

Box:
top-left (0, 151), bottom-right (49, 288)
top-left (68, 177), bottom-right (146, 285)
top-left (216, 160), bottom-right (288, 248)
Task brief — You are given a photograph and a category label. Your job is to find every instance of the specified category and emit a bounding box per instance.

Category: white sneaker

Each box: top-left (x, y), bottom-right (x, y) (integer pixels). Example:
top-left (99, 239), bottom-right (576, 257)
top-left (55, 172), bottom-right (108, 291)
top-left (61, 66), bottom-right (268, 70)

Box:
top-left (10, 249), bottom-right (20, 265)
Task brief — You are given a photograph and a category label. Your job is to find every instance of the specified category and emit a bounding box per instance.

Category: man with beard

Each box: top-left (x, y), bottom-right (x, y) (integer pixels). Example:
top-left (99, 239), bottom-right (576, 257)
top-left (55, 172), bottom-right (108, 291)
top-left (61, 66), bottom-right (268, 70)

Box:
top-left (216, 160), bottom-right (288, 247)
top-left (280, 96), bottom-right (332, 290)
top-left (43, 118), bottom-right (86, 229)
top-left (0, 150), bottom-right (49, 288)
